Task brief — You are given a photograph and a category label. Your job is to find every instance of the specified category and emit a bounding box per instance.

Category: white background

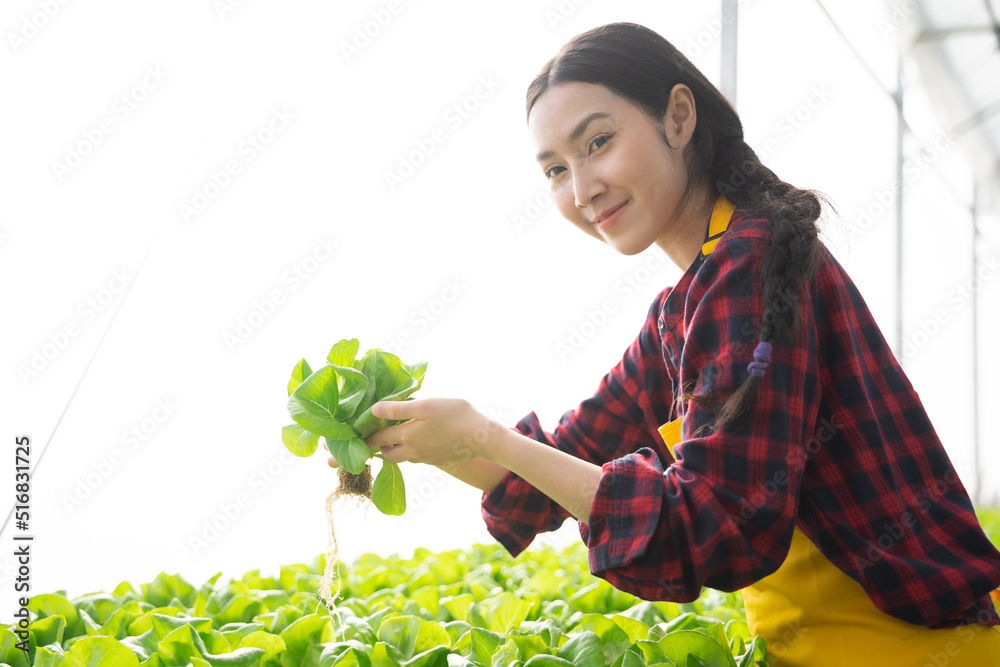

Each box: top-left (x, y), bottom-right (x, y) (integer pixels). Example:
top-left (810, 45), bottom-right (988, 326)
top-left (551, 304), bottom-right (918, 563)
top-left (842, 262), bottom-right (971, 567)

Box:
top-left (1, 0), bottom-right (998, 611)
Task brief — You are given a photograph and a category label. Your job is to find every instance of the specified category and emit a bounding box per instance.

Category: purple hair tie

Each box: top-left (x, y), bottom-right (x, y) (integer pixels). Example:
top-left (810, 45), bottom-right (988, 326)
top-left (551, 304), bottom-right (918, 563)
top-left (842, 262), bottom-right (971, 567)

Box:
top-left (747, 342), bottom-right (772, 378)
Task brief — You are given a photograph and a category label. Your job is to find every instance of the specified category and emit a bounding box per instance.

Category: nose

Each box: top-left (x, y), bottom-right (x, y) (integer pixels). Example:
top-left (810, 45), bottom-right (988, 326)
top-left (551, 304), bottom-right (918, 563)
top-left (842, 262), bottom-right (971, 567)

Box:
top-left (572, 165), bottom-right (605, 209)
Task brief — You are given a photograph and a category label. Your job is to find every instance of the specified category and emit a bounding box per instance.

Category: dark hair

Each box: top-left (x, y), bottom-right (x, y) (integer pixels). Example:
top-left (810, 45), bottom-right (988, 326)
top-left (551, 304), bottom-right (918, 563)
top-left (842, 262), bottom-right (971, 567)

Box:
top-left (526, 22), bottom-right (836, 434)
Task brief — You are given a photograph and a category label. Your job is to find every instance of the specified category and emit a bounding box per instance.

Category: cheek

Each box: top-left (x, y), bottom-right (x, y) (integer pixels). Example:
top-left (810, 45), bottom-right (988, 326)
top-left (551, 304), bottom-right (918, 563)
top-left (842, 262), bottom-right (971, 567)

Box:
top-left (553, 188), bottom-right (579, 223)
top-left (551, 186), bottom-right (610, 243)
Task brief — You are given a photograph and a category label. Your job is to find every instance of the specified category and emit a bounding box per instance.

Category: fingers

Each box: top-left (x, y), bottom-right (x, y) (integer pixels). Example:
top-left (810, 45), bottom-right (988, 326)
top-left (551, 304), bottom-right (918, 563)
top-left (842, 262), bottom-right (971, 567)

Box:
top-left (364, 436), bottom-right (382, 455)
top-left (364, 422), bottom-right (406, 462)
top-left (330, 444), bottom-right (401, 468)
top-left (360, 425), bottom-right (392, 456)
top-left (340, 399), bottom-right (426, 466)
top-left (372, 398), bottom-right (420, 421)
top-left (378, 443), bottom-right (403, 464)
top-left (364, 420), bottom-right (406, 451)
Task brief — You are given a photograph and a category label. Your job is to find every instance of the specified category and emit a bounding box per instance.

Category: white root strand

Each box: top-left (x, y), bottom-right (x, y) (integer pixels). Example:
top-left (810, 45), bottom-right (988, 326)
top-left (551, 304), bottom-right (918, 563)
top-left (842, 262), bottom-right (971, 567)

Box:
top-left (318, 488), bottom-right (343, 613)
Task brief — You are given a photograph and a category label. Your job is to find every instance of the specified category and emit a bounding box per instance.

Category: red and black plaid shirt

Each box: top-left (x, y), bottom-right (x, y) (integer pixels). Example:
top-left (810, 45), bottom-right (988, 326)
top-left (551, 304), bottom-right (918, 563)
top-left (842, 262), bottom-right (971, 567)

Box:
top-left (481, 208), bottom-right (1000, 629)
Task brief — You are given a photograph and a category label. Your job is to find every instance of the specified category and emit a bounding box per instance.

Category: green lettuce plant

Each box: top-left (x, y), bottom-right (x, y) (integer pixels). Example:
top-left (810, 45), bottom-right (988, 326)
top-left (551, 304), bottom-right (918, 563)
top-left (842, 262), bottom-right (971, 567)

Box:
top-left (281, 337), bottom-right (427, 516)
top-left (1, 543), bottom-right (777, 667)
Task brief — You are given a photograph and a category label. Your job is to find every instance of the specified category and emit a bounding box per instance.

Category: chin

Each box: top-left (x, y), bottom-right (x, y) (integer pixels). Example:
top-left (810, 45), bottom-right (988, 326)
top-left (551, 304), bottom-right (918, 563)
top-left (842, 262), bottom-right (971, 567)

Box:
top-left (607, 235), bottom-right (652, 257)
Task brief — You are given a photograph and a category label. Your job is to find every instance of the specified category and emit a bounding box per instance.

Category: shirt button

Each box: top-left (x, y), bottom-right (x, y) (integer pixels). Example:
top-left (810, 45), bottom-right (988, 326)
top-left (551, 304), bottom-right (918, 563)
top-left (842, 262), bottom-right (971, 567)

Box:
top-left (658, 317), bottom-right (665, 332)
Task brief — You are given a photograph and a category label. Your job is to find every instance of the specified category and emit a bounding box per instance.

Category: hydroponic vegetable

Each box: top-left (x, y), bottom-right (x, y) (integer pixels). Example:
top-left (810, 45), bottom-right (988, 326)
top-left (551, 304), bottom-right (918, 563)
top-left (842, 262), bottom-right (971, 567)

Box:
top-left (1, 542), bottom-right (774, 667)
top-left (282, 337), bottom-right (427, 609)
top-left (7, 519), bottom-right (999, 664)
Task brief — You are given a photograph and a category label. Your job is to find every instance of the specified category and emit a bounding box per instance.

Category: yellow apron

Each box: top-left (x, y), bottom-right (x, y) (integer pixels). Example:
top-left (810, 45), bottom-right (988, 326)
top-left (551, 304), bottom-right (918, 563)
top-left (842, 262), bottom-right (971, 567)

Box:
top-left (657, 417), bottom-right (1000, 666)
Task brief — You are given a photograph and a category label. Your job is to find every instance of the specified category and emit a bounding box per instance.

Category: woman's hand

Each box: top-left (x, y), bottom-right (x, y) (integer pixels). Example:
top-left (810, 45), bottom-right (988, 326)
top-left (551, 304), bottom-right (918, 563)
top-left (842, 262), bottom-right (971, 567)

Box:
top-left (326, 398), bottom-right (506, 469)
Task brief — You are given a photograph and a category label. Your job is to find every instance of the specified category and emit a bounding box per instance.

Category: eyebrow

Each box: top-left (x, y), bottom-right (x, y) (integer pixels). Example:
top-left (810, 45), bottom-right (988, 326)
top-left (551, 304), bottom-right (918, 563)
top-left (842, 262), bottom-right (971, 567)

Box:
top-left (535, 112), bottom-right (613, 162)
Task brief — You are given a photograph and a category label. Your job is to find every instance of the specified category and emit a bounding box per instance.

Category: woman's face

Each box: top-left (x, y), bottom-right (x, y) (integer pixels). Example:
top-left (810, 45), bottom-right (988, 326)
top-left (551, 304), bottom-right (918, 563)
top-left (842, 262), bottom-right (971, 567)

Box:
top-left (528, 81), bottom-right (701, 259)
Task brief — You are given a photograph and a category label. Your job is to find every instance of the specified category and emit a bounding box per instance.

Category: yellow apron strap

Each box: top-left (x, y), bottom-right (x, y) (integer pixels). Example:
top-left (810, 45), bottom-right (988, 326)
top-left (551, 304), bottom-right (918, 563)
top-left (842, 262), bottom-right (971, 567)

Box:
top-left (701, 195), bottom-right (737, 257)
top-left (657, 417), bottom-right (683, 462)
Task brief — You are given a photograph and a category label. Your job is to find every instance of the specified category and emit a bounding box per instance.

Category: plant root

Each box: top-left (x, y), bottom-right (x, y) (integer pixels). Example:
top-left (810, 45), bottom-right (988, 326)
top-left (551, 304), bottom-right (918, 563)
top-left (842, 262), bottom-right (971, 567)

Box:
top-left (338, 465), bottom-right (373, 498)
top-left (318, 463), bottom-right (373, 612)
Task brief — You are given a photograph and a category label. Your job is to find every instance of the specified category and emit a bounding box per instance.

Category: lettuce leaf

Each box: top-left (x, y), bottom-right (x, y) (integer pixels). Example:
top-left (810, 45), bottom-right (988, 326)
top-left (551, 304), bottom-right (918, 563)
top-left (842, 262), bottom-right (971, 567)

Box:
top-left (281, 339), bottom-right (427, 515)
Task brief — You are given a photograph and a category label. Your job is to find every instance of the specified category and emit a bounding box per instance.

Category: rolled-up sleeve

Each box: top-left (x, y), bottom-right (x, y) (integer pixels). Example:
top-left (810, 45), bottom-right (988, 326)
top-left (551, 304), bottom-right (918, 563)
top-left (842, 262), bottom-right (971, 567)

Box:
top-left (579, 233), bottom-right (821, 601)
top-left (479, 415), bottom-right (574, 556)
top-left (582, 448), bottom-right (666, 569)
top-left (481, 288), bottom-right (676, 557)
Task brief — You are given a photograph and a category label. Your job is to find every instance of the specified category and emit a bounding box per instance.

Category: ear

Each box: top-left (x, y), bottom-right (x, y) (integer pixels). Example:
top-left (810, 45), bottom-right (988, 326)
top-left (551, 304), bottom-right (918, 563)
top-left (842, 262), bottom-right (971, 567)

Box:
top-left (661, 83), bottom-right (697, 150)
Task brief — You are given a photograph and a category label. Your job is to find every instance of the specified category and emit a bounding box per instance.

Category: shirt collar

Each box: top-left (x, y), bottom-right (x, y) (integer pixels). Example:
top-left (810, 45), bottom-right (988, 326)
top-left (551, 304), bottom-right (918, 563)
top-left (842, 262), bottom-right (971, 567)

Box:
top-left (701, 194), bottom-right (738, 257)
top-left (659, 193), bottom-right (740, 335)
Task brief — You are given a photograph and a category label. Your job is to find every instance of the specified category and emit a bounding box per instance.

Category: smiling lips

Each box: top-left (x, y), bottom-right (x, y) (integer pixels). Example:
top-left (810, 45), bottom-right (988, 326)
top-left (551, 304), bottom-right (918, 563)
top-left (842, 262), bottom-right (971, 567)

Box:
top-left (594, 200), bottom-right (629, 230)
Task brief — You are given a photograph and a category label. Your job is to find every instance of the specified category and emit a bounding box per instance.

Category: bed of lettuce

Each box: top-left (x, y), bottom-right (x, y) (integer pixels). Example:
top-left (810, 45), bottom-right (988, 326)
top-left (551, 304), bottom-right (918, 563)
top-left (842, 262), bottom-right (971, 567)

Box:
top-left (2, 542), bottom-right (769, 667)
top-left (5, 511), bottom-right (998, 666)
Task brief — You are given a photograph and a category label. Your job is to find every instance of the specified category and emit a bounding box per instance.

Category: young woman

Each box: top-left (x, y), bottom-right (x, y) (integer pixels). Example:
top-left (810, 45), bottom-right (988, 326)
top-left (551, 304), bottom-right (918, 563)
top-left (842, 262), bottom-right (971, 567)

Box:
top-left (334, 22), bottom-right (1000, 665)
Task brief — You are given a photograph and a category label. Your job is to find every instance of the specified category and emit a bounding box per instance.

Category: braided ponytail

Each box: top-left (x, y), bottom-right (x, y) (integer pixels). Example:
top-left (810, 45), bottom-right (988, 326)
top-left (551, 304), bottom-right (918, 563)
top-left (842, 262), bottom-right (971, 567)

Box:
top-left (681, 142), bottom-right (834, 434)
top-left (526, 22), bottom-right (838, 434)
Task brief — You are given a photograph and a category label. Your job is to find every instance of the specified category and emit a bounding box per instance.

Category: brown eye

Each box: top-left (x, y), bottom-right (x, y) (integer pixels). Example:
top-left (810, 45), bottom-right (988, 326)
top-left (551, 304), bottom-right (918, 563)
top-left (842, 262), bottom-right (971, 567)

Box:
top-left (589, 135), bottom-right (611, 153)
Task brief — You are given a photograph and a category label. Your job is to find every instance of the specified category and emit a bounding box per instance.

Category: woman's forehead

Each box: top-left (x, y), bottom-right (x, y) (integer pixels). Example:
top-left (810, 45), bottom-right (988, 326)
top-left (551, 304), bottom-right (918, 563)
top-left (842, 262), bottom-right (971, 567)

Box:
top-left (528, 83), bottom-right (630, 147)
top-left (528, 81), bottom-right (679, 150)
top-left (530, 81), bottom-right (619, 117)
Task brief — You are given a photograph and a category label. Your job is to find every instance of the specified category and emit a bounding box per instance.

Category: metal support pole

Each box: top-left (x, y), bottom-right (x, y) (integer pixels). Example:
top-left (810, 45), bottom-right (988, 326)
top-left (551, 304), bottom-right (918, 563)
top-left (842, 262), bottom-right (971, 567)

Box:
top-left (721, 0), bottom-right (738, 107)
top-left (895, 31), bottom-right (905, 359)
top-left (972, 181), bottom-right (981, 506)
